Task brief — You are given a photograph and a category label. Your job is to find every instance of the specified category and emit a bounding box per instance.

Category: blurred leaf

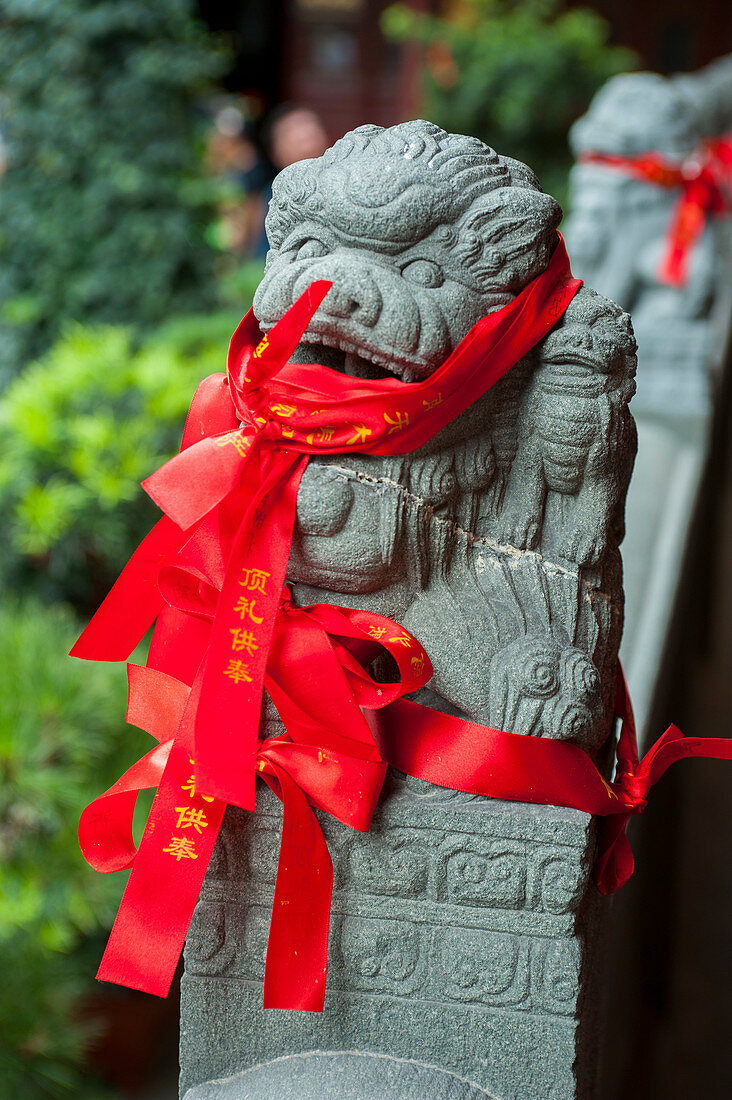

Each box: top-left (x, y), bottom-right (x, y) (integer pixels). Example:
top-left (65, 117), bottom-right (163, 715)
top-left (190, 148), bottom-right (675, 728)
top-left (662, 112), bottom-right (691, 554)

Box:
top-left (0, 0), bottom-right (229, 386)
top-left (0, 598), bottom-right (149, 1096)
top-left (0, 310), bottom-right (244, 610)
top-left (1, 295), bottom-right (46, 327)
top-left (382, 0), bottom-right (638, 210)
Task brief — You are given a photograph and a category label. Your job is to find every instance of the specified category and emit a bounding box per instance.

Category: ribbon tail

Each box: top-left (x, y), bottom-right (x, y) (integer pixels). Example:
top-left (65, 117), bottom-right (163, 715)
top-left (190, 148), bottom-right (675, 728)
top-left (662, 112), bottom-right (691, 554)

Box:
top-left (79, 740), bottom-right (173, 873)
top-left (658, 243), bottom-right (689, 287)
top-left (73, 372), bottom-right (239, 663)
top-left (594, 725), bottom-right (732, 894)
top-left (593, 813), bottom-right (634, 895)
top-left (262, 764), bottom-right (333, 1011)
top-left (79, 665), bottom-right (191, 874)
top-left (70, 516), bottom-right (186, 661)
top-left (234, 281), bottom-right (333, 388)
top-left (194, 452), bottom-right (308, 809)
top-left (658, 194), bottom-right (706, 286)
top-left (640, 728), bottom-right (732, 787)
top-left (97, 679), bottom-right (227, 997)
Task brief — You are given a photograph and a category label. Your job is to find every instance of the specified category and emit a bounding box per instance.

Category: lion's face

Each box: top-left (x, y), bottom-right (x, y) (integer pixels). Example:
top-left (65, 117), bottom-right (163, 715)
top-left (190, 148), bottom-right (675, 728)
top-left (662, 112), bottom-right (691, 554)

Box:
top-left (253, 122), bottom-right (561, 382)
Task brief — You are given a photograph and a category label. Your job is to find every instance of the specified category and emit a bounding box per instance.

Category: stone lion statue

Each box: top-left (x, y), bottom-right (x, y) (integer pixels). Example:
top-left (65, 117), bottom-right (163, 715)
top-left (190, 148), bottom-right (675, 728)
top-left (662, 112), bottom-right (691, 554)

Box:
top-left (253, 120), bottom-right (636, 753)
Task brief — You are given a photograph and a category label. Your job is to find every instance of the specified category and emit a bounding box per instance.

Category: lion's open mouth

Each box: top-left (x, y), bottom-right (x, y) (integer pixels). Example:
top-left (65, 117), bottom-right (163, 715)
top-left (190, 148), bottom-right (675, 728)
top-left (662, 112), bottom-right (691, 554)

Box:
top-left (265, 327), bottom-right (431, 383)
top-left (291, 336), bottom-right (394, 381)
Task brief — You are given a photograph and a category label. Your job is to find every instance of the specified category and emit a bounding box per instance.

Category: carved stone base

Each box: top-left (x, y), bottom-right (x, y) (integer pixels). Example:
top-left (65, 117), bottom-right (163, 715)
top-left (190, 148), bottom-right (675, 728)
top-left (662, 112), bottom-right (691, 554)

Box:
top-left (180, 775), bottom-right (609, 1100)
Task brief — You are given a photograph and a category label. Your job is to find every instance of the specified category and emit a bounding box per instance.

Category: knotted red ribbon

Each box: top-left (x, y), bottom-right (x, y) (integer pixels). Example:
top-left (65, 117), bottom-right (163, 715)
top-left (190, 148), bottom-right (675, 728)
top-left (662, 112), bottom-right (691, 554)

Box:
top-left (80, 597), bottom-right (430, 1008)
top-left (579, 147), bottom-right (731, 285)
top-left (74, 235), bottom-right (580, 812)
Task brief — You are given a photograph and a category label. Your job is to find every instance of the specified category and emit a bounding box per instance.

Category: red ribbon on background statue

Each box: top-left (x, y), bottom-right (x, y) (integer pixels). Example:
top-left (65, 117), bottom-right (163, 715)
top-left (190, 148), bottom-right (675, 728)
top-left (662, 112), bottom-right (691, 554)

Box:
top-left (72, 234), bottom-right (732, 1011)
top-left (579, 144), bottom-right (732, 286)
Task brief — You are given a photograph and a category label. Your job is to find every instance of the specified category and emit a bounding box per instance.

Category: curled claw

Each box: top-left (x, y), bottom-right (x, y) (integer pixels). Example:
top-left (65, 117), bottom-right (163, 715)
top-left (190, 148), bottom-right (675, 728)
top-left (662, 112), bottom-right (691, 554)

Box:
top-left (496, 507), bottom-right (542, 551)
top-left (556, 527), bottom-right (604, 565)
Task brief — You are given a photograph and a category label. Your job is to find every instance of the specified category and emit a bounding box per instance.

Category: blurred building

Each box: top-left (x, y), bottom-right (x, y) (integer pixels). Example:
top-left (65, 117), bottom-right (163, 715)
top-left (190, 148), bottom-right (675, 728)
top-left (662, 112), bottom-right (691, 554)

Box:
top-left (198, 0), bottom-right (433, 143)
top-left (588, 0), bottom-right (732, 74)
top-left (198, 1), bottom-right (732, 144)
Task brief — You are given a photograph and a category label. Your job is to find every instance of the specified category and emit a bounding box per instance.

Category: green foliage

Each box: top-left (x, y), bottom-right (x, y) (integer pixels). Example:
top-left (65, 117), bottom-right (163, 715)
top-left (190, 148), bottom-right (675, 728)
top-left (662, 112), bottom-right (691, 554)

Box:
top-left (0, 308), bottom-right (244, 610)
top-left (217, 258), bottom-right (271, 315)
top-left (0, 0), bottom-right (227, 385)
top-left (0, 598), bottom-right (149, 1096)
top-left (382, 0), bottom-right (637, 204)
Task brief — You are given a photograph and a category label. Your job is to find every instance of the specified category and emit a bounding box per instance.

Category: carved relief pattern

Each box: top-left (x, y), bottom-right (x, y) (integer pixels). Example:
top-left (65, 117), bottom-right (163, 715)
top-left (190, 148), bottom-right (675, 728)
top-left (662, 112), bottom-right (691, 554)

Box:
top-left (185, 794), bottom-right (592, 1020)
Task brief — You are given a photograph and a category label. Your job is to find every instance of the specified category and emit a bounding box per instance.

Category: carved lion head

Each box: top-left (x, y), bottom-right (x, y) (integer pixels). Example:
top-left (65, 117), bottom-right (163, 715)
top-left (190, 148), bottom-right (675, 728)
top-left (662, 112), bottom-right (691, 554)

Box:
top-left (253, 120), bottom-right (561, 383)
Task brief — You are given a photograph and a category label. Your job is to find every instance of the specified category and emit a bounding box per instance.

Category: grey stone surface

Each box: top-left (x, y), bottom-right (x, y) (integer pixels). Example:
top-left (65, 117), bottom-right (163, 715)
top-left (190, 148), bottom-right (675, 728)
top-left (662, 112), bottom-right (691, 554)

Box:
top-left (256, 121), bottom-right (636, 737)
top-left (672, 53), bottom-right (732, 140)
top-left (180, 121), bottom-right (637, 1099)
top-left (181, 785), bottom-right (604, 1100)
top-left (564, 73), bottom-right (721, 419)
top-left (619, 415), bottom-right (708, 748)
top-left (182, 1051), bottom-right (498, 1099)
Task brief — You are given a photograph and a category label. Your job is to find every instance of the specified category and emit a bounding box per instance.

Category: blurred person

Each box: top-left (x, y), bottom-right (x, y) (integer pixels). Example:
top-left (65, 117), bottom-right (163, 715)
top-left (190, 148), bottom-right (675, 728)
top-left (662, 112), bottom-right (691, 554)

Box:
top-left (256, 105), bottom-right (331, 254)
top-left (207, 101), bottom-right (270, 257)
top-left (265, 104), bottom-right (331, 171)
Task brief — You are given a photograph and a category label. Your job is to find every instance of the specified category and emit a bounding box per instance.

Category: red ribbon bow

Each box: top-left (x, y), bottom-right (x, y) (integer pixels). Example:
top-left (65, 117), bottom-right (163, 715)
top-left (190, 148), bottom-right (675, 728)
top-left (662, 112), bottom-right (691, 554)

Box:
top-left (80, 594), bottom-right (431, 1009)
top-left (579, 146), bottom-right (732, 286)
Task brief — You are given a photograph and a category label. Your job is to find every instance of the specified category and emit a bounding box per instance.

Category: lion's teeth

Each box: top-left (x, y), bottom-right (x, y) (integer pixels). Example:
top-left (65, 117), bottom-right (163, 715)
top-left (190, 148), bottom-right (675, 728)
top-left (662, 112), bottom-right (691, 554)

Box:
top-left (280, 321), bottom-right (425, 378)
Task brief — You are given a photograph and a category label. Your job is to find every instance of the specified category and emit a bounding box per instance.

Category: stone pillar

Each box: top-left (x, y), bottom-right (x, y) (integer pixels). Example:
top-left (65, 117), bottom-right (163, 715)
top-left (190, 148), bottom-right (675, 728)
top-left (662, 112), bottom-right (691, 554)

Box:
top-left (181, 780), bottom-right (606, 1100)
top-left (179, 120), bottom-right (636, 1099)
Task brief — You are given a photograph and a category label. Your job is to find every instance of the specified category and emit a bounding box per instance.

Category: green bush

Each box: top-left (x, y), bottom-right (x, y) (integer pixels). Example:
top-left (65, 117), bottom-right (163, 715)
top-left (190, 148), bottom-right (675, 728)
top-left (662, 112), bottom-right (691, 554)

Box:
top-left (382, 0), bottom-right (637, 205)
top-left (0, 598), bottom-right (149, 1096)
top-left (0, 308), bottom-right (245, 611)
top-left (0, 0), bottom-right (227, 385)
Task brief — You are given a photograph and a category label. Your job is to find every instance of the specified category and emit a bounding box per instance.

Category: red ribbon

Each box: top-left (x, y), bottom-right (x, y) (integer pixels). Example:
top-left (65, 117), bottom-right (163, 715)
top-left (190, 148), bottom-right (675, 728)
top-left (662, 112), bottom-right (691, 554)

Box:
top-left (74, 234), bottom-right (582, 1006)
top-left (579, 147), bottom-right (731, 286)
top-left (80, 598), bottom-right (431, 1008)
top-left (372, 667), bottom-right (732, 896)
top-left (73, 229), bottom-right (732, 1011)
top-left (73, 238), bottom-right (580, 813)
top-left (81, 640), bottom-right (732, 1007)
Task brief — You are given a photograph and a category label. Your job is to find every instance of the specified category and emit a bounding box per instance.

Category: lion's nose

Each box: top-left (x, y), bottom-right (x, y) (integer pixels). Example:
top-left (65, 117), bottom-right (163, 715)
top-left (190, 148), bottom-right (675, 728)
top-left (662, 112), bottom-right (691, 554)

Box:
top-left (568, 329), bottom-right (593, 350)
top-left (294, 260), bottom-right (383, 328)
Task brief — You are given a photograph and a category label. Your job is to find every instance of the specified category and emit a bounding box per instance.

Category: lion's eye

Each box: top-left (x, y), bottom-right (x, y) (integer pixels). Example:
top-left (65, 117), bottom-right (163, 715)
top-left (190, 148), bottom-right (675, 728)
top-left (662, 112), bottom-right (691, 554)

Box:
top-left (297, 238), bottom-right (328, 260)
top-left (401, 258), bottom-right (444, 288)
